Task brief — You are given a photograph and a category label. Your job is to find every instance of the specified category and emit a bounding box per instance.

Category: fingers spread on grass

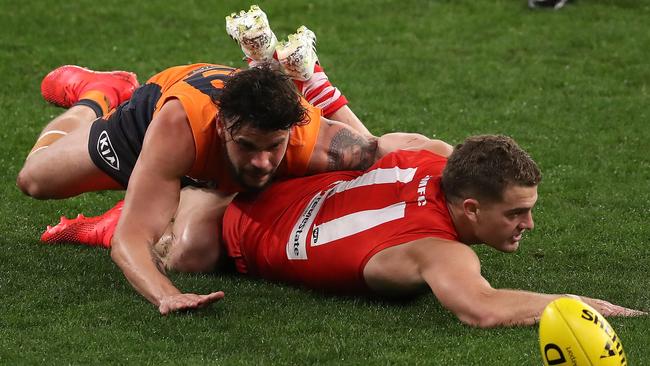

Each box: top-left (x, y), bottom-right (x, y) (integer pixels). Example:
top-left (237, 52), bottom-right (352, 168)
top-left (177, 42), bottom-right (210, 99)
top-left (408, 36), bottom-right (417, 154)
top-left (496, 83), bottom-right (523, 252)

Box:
top-left (594, 300), bottom-right (647, 318)
top-left (158, 292), bottom-right (224, 315)
top-left (619, 307), bottom-right (648, 317)
top-left (197, 291), bottom-right (225, 308)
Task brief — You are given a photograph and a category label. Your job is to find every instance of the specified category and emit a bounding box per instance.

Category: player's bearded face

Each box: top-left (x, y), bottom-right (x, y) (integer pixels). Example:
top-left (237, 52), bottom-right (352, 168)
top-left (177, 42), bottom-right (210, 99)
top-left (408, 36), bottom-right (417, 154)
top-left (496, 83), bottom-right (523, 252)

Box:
top-left (222, 123), bottom-right (290, 191)
top-left (474, 185), bottom-right (538, 253)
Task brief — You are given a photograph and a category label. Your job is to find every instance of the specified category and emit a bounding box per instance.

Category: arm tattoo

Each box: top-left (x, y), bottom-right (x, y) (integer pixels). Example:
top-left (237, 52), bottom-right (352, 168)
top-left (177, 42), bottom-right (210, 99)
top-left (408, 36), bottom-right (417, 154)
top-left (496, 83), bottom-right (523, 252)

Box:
top-left (327, 129), bottom-right (378, 171)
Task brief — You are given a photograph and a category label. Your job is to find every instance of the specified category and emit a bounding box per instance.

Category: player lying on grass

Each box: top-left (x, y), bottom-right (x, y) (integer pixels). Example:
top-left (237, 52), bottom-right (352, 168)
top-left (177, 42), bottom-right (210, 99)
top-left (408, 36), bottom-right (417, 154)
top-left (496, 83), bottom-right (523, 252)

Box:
top-left (19, 5), bottom-right (449, 314)
top-left (43, 135), bottom-right (646, 325)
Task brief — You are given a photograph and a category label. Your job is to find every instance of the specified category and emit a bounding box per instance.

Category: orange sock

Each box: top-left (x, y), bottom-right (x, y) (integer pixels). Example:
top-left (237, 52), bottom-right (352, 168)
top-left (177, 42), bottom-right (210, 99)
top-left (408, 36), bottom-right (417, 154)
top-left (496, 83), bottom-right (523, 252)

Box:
top-left (78, 90), bottom-right (112, 116)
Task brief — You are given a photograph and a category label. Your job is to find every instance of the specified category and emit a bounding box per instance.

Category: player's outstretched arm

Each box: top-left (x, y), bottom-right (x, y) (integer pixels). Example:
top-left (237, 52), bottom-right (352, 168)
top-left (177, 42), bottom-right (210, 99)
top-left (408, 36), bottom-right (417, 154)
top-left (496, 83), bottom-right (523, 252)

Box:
top-left (326, 105), bottom-right (372, 137)
top-left (565, 295), bottom-right (646, 318)
top-left (411, 239), bottom-right (645, 327)
top-left (110, 100), bottom-right (224, 314)
top-left (376, 132), bottom-right (453, 158)
top-left (306, 118), bottom-right (378, 173)
top-left (307, 118), bottom-right (453, 174)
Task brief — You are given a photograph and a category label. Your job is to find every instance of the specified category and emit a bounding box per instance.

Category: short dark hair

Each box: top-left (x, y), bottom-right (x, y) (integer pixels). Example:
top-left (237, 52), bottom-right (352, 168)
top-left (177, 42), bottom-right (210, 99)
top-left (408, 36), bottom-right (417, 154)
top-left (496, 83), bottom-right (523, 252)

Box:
top-left (216, 63), bottom-right (309, 135)
top-left (441, 135), bottom-right (542, 203)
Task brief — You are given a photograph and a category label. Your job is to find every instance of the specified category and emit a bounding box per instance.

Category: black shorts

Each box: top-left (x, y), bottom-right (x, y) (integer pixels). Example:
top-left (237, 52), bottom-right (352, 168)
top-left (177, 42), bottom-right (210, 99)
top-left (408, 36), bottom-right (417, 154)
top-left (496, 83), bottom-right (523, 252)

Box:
top-left (88, 84), bottom-right (160, 187)
top-left (87, 83), bottom-right (213, 189)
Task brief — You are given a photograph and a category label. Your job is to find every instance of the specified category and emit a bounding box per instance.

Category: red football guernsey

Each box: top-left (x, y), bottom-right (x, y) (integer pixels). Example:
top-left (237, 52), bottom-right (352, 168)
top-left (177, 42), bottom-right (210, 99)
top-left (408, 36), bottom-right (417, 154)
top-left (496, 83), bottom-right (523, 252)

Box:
top-left (222, 149), bottom-right (458, 292)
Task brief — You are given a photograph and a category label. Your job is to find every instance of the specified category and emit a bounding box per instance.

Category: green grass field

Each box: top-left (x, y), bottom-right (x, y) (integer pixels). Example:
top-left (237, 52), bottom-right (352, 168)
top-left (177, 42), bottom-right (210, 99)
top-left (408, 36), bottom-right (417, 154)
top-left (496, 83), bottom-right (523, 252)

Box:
top-left (2, 0), bottom-right (649, 364)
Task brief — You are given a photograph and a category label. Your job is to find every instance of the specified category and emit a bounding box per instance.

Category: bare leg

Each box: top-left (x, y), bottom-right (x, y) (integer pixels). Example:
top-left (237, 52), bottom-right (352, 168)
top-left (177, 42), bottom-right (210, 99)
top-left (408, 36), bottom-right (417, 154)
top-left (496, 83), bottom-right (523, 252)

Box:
top-left (17, 105), bottom-right (121, 199)
top-left (26, 105), bottom-right (96, 157)
top-left (18, 65), bottom-right (138, 198)
top-left (159, 187), bottom-right (236, 273)
top-left (41, 185), bottom-right (232, 272)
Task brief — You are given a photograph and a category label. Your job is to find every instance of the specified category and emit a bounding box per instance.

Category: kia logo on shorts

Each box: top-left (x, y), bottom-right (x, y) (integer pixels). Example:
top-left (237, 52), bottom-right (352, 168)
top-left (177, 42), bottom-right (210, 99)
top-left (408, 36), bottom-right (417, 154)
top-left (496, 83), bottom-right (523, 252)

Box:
top-left (97, 131), bottom-right (120, 170)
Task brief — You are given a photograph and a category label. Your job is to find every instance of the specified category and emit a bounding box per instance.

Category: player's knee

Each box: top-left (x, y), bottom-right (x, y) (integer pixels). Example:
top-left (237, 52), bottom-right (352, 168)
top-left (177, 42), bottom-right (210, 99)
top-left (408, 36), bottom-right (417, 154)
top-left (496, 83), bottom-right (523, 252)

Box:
top-left (16, 168), bottom-right (50, 199)
top-left (454, 304), bottom-right (501, 329)
top-left (166, 235), bottom-right (221, 273)
top-left (168, 251), bottom-right (220, 273)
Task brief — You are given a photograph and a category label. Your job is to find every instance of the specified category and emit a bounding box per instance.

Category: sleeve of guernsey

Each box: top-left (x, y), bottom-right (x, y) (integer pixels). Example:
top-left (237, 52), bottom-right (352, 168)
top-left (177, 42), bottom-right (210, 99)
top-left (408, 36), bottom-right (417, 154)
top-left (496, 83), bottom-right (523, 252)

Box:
top-left (281, 101), bottom-right (322, 177)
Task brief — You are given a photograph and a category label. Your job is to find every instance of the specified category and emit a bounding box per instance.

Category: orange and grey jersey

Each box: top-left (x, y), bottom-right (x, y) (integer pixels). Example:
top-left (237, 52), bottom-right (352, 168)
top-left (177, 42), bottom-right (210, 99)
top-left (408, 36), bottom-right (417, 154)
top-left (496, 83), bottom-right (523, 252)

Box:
top-left (88, 63), bottom-right (322, 192)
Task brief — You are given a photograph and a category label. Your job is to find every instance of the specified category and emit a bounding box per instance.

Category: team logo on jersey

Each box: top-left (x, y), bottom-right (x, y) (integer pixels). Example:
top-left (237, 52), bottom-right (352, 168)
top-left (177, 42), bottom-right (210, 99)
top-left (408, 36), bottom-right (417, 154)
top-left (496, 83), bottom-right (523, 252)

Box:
top-left (97, 130), bottom-right (120, 171)
top-left (286, 189), bottom-right (330, 260)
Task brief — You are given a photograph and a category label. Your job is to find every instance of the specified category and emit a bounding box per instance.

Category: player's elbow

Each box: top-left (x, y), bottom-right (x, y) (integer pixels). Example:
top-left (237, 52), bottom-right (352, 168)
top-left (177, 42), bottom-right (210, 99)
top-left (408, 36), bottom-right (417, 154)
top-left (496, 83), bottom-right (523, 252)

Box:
top-left (446, 292), bottom-right (504, 328)
top-left (109, 237), bottom-right (128, 267)
top-left (109, 245), bottom-right (122, 266)
top-left (455, 309), bottom-right (502, 329)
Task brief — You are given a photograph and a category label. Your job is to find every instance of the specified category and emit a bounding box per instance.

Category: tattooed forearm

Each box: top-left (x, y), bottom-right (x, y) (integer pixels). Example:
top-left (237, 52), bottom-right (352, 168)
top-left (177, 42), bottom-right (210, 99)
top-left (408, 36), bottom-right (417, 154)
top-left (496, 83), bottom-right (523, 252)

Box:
top-left (327, 129), bottom-right (379, 171)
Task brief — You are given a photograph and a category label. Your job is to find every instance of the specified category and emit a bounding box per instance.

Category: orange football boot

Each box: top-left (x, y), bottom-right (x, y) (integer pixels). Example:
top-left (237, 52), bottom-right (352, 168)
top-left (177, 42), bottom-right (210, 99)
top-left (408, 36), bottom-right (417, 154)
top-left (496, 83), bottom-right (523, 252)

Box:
top-left (41, 200), bottom-right (124, 248)
top-left (40, 65), bottom-right (139, 109)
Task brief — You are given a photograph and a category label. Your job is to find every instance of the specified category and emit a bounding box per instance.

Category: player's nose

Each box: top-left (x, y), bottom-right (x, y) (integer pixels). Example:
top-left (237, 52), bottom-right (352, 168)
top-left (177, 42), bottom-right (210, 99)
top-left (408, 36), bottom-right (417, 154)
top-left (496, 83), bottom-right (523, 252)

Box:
top-left (520, 212), bottom-right (534, 230)
top-left (250, 151), bottom-right (272, 171)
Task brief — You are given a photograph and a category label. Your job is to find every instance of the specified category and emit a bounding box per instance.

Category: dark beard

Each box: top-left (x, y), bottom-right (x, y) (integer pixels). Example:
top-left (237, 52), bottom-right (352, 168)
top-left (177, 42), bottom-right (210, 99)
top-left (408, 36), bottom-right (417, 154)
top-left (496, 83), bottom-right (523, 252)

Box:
top-left (235, 171), bottom-right (275, 193)
top-left (222, 146), bottom-right (276, 193)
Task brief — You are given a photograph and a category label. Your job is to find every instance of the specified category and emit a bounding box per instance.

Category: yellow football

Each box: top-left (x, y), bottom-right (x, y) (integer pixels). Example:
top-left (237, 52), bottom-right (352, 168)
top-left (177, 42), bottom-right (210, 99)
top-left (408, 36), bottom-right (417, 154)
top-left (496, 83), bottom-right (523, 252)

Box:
top-left (539, 297), bottom-right (627, 366)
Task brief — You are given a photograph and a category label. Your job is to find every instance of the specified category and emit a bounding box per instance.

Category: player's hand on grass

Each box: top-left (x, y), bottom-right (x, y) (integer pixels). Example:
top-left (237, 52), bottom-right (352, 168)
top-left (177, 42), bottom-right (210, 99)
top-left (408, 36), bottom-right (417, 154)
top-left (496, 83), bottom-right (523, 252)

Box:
top-left (158, 291), bottom-right (225, 315)
top-left (573, 296), bottom-right (647, 317)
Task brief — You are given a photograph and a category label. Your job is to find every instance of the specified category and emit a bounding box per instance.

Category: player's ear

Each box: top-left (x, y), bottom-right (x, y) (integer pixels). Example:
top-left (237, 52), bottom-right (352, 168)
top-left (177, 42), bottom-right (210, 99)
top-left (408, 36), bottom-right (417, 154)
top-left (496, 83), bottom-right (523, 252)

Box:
top-left (462, 198), bottom-right (480, 222)
top-left (216, 116), bottom-right (225, 137)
